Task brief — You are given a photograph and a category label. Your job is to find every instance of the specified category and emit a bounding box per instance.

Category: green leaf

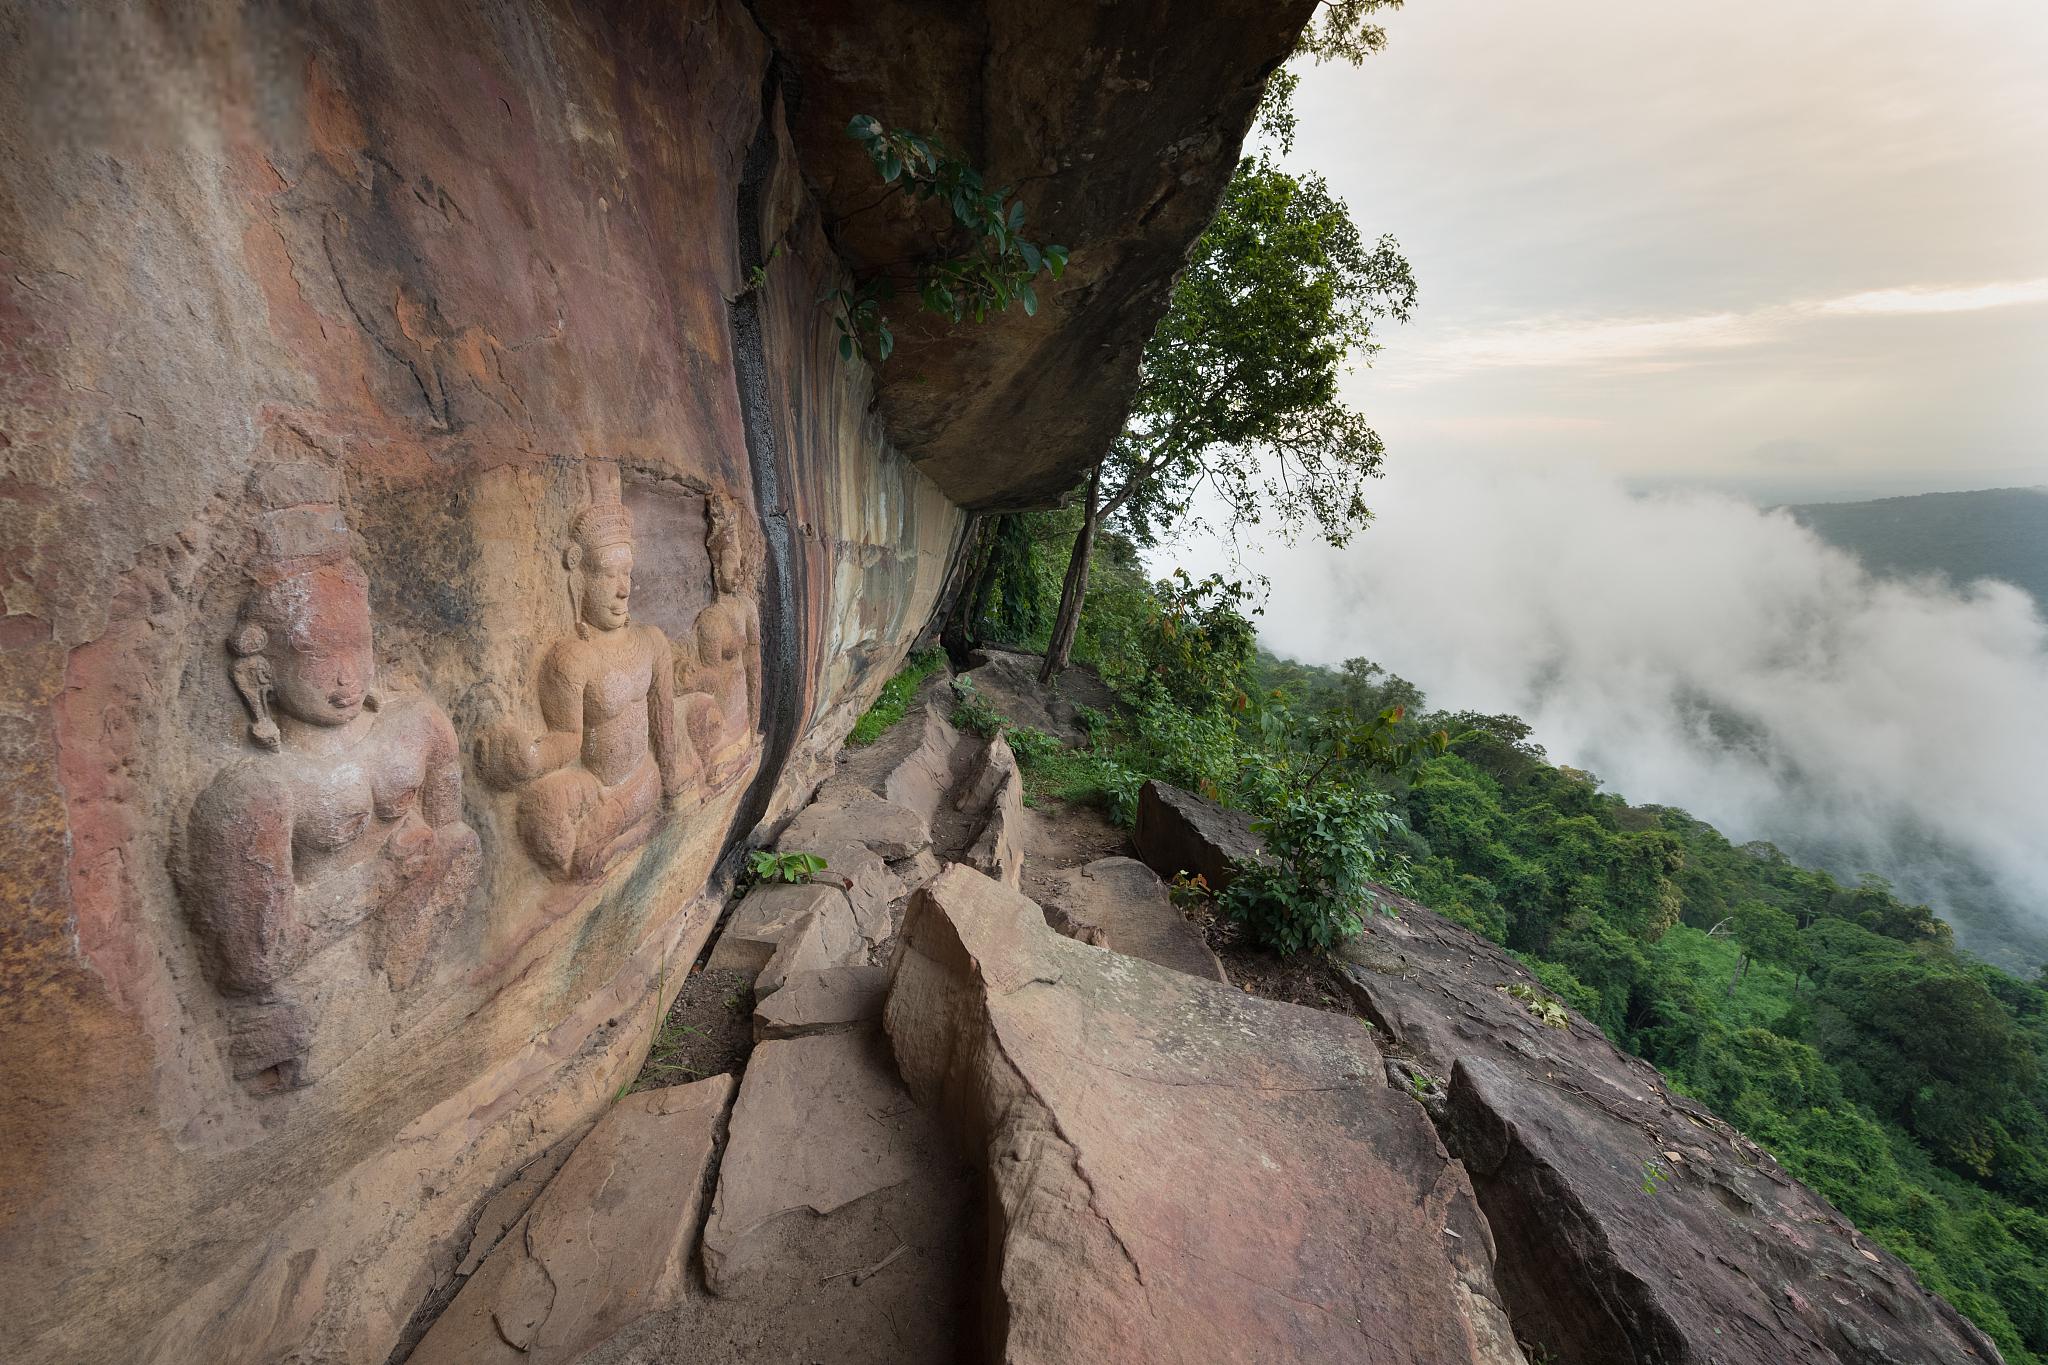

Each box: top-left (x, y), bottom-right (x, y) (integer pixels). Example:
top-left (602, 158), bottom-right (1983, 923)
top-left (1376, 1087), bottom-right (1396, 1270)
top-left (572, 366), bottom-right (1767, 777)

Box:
top-left (1045, 245), bottom-right (1068, 278)
top-left (1019, 281), bottom-right (1038, 316)
top-left (877, 323), bottom-right (894, 361)
top-left (1019, 241), bottom-right (1042, 274)
top-left (839, 335), bottom-right (854, 361)
top-left (1008, 199), bottom-right (1026, 232)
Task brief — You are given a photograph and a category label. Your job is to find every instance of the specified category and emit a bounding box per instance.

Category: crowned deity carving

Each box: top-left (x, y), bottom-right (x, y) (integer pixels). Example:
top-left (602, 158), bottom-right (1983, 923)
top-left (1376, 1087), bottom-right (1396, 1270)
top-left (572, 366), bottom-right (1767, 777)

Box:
top-left (676, 491), bottom-right (763, 789)
top-left (476, 465), bottom-right (690, 881)
top-left (182, 464), bottom-right (481, 1094)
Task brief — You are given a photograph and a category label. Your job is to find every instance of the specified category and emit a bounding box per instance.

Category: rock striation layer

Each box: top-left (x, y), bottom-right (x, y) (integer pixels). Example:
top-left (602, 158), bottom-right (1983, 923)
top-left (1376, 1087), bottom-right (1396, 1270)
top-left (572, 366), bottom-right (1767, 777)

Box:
top-left (886, 864), bottom-right (1528, 1365)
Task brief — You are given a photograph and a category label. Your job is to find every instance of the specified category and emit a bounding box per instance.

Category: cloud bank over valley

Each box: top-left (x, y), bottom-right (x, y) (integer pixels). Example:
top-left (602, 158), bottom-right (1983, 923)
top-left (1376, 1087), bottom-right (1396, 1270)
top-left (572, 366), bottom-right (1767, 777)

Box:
top-left (1178, 465), bottom-right (2048, 968)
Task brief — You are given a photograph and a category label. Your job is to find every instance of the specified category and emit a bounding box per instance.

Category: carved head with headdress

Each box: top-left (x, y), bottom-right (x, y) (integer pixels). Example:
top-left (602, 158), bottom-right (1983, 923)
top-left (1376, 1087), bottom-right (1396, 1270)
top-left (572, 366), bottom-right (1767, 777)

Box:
top-left (229, 464), bottom-right (378, 750)
top-left (565, 462), bottom-right (635, 633)
top-left (704, 490), bottom-right (757, 597)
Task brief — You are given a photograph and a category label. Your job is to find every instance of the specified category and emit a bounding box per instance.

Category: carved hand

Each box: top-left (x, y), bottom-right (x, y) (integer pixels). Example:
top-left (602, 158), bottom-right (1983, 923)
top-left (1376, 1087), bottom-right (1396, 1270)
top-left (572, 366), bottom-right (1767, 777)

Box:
top-left (475, 722), bottom-right (540, 786)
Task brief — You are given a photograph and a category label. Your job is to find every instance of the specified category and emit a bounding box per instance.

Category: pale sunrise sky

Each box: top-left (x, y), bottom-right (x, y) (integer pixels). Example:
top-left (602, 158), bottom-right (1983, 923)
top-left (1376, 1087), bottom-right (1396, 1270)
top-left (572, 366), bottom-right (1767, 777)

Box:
top-left (1287, 0), bottom-right (2048, 500)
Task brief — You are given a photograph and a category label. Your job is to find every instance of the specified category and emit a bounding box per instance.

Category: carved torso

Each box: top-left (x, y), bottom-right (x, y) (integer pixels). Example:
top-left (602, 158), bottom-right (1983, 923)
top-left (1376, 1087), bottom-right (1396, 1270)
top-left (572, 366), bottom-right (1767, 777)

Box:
top-left (544, 623), bottom-right (666, 789)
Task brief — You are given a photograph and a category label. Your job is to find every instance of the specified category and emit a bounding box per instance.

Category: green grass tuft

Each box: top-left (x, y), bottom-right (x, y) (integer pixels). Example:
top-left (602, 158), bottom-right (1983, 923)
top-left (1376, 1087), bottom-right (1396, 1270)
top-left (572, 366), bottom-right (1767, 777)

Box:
top-left (847, 647), bottom-right (947, 746)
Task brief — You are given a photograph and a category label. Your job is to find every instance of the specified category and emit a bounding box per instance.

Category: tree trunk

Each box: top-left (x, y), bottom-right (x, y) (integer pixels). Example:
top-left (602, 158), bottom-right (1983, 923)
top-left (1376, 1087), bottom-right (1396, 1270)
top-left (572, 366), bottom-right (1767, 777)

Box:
top-left (1040, 461), bottom-right (1102, 683)
top-left (1726, 952), bottom-right (1750, 999)
top-left (939, 516), bottom-right (996, 661)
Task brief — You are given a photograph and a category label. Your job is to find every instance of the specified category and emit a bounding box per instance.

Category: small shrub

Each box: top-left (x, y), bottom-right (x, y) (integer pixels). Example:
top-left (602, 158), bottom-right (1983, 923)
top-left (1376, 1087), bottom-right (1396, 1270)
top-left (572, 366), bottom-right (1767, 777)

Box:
top-left (1503, 982), bottom-right (1571, 1029)
top-left (950, 677), bottom-right (1006, 738)
top-left (1168, 871), bottom-right (1214, 912)
top-left (748, 850), bottom-right (828, 885)
top-left (1222, 785), bottom-right (1402, 955)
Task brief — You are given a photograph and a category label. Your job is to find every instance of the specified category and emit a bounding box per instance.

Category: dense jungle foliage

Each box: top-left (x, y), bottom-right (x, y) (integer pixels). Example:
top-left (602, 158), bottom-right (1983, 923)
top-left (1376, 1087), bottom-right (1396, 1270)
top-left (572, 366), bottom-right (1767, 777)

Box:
top-left (947, 512), bottom-right (2048, 1362)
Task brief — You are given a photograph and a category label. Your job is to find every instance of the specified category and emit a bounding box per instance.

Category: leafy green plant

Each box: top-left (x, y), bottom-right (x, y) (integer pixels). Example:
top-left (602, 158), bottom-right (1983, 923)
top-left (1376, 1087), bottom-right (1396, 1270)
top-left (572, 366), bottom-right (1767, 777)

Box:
top-left (826, 116), bottom-right (1068, 363)
top-left (1002, 725), bottom-right (1064, 764)
top-left (1640, 1159), bottom-right (1670, 1196)
top-left (949, 678), bottom-right (1007, 738)
top-left (1503, 982), bottom-right (1571, 1029)
top-left (748, 850), bottom-right (828, 885)
top-left (1222, 784), bottom-right (1403, 955)
top-left (848, 647), bottom-right (946, 746)
top-left (1168, 871), bottom-right (1214, 913)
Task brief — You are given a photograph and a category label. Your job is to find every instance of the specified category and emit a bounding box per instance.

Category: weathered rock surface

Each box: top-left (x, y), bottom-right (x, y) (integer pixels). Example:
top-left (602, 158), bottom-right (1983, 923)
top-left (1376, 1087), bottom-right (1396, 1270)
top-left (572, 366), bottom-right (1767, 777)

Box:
top-left (753, 964), bottom-right (892, 1040)
top-left (1133, 778), bottom-right (1265, 892)
top-left (878, 687), bottom-right (978, 829)
top-left (885, 864), bottom-right (1527, 1364)
top-left (1342, 895), bottom-right (2005, 1365)
top-left (699, 1027), bottom-right (931, 1296)
top-left (747, 2), bottom-right (1319, 509)
top-left (409, 1076), bottom-right (734, 1365)
top-left (1047, 855), bottom-right (1227, 982)
top-left (778, 786), bottom-right (931, 862)
top-left (577, 1062), bottom-right (979, 1365)
top-left (954, 728), bottom-right (1028, 889)
top-left (755, 905), bottom-right (862, 996)
top-left (4, 0), bottom-right (1216, 1351)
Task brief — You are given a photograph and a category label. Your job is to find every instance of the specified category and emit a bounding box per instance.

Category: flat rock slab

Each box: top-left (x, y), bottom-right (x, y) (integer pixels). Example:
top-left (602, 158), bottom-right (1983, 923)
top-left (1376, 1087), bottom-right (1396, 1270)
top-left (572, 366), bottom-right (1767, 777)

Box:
top-left (753, 964), bottom-right (892, 1040)
top-left (1132, 779), bottom-right (1264, 893)
top-left (778, 786), bottom-right (931, 861)
top-left (699, 1026), bottom-right (929, 1295)
top-left (1048, 856), bottom-right (1227, 983)
top-left (885, 864), bottom-right (1526, 1365)
top-left (410, 1075), bottom-right (735, 1365)
top-left (1341, 892), bottom-right (2003, 1365)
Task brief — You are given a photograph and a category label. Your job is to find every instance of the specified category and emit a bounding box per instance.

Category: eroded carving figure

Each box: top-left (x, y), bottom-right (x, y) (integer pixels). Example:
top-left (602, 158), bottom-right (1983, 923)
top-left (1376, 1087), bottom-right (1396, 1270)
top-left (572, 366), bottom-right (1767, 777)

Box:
top-left (478, 465), bottom-right (690, 880)
top-left (677, 491), bottom-right (762, 789)
top-left (182, 465), bottom-right (481, 1094)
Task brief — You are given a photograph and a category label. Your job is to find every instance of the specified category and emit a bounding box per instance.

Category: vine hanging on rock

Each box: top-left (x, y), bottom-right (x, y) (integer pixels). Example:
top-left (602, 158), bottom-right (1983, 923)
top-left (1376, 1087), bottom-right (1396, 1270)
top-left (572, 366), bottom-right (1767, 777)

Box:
top-left (824, 115), bottom-right (1068, 363)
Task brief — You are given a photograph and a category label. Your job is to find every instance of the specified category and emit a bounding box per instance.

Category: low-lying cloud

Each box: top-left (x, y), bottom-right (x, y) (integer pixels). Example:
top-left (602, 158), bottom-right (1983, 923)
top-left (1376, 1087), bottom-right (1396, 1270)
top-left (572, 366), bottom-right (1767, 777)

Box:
top-left (1179, 463), bottom-right (2048, 968)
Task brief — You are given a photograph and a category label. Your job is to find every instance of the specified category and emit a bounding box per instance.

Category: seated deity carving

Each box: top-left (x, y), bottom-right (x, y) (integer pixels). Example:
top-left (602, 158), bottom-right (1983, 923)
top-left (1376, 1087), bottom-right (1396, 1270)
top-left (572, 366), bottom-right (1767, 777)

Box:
top-left (181, 465), bottom-right (480, 1095)
top-left (676, 491), bottom-right (763, 790)
top-left (476, 466), bottom-right (692, 881)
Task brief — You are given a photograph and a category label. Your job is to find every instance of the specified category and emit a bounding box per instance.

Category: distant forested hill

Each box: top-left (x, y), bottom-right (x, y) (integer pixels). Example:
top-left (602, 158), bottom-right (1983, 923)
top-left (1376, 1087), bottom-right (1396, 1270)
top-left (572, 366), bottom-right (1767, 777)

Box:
top-left (1788, 486), bottom-right (2048, 610)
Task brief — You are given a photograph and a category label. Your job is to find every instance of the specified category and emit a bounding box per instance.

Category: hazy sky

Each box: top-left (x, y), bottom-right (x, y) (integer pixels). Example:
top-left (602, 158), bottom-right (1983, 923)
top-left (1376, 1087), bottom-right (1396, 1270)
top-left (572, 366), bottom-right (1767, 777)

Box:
top-left (1289, 0), bottom-right (2048, 499)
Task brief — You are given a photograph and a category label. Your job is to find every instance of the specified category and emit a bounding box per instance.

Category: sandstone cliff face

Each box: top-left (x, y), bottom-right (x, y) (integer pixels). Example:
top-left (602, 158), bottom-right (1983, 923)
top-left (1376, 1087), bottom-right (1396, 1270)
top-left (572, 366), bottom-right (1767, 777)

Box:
top-left (0, 4), bottom-right (1304, 1362)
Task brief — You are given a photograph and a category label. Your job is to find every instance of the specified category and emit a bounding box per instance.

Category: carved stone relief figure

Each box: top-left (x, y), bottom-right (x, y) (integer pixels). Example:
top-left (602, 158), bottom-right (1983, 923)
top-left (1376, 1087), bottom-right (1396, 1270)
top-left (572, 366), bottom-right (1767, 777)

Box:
top-left (477, 464), bottom-right (691, 880)
top-left (676, 490), bottom-right (763, 789)
top-left (181, 465), bottom-right (481, 1094)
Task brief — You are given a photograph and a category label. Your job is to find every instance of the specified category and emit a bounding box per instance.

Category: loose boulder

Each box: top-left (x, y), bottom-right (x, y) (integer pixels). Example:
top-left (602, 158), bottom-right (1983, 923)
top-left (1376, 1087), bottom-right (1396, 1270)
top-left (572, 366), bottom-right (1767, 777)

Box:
top-left (753, 964), bottom-right (893, 1040)
top-left (885, 864), bottom-right (1527, 1365)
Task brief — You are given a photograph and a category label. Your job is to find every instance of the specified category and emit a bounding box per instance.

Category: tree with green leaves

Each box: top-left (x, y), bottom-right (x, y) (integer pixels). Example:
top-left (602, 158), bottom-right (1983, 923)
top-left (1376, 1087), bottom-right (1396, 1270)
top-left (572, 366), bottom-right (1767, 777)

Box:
top-left (1038, 155), bottom-right (1415, 680)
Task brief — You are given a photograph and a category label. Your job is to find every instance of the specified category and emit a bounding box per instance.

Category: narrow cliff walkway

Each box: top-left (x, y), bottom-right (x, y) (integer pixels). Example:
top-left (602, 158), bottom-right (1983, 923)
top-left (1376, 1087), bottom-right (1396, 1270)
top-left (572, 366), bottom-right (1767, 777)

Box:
top-left (400, 658), bottom-right (1529, 1364)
